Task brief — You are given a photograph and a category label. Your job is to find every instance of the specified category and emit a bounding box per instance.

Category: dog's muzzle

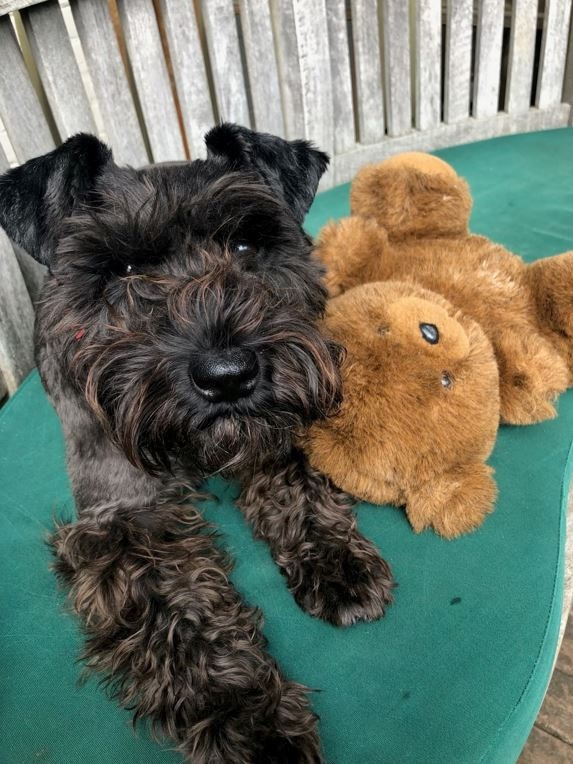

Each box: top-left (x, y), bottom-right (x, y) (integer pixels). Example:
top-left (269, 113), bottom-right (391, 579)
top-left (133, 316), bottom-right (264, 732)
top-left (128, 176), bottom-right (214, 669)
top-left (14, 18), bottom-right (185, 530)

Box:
top-left (189, 348), bottom-right (259, 402)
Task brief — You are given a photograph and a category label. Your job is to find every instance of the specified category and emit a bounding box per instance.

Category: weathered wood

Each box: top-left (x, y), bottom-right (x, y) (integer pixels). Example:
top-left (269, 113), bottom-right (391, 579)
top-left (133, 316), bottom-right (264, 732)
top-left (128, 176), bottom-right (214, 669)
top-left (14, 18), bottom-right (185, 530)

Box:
top-left (0, 140), bottom-right (9, 173)
top-left (0, 16), bottom-right (55, 163)
top-left (13, 245), bottom-right (46, 304)
top-left (332, 105), bottom-right (572, 185)
top-left (519, 724), bottom-right (573, 762)
top-left (473, 0), bottom-right (505, 119)
top-left (238, 0), bottom-right (284, 136)
top-left (382, 0), bottom-right (412, 136)
top-left (535, 667), bottom-right (573, 745)
top-left (71, 0), bottom-right (148, 166)
top-left (505, 0), bottom-right (538, 115)
top-left (0, 0), bottom-right (48, 12)
top-left (291, 0), bottom-right (334, 161)
top-left (537, 0), bottom-right (573, 109)
top-left (444, 0), bottom-right (472, 123)
top-left (324, 1), bottom-right (355, 154)
top-left (202, 0), bottom-right (250, 126)
top-left (270, 0), bottom-right (306, 140)
top-left (351, 0), bottom-right (385, 143)
top-left (556, 605), bottom-right (573, 676)
top-left (117, 0), bottom-right (185, 162)
top-left (415, 0), bottom-right (441, 130)
top-left (24, 0), bottom-right (96, 139)
top-left (563, 9), bottom-right (573, 106)
top-left (159, 0), bottom-right (214, 160)
top-left (0, 230), bottom-right (35, 394)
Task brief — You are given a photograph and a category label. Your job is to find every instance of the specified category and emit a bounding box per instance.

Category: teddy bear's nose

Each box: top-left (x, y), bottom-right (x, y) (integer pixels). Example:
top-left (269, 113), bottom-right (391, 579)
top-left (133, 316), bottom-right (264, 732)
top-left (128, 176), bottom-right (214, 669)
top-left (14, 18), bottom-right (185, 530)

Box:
top-left (420, 322), bottom-right (440, 344)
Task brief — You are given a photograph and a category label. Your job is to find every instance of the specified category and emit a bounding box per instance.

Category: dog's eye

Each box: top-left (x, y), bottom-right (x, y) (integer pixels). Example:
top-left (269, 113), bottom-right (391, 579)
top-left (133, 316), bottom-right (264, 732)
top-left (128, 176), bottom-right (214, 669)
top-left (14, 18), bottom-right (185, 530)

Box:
top-left (125, 264), bottom-right (134, 275)
top-left (231, 241), bottom-right (258, 257)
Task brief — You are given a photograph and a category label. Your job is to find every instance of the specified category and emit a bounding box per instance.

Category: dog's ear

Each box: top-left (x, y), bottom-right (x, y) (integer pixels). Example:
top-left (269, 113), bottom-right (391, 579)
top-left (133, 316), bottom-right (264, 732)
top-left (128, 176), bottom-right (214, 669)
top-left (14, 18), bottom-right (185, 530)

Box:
top-left (0, 133), bottom-right (112, 265)
top-left (205, 123), bottom-right (329, 223)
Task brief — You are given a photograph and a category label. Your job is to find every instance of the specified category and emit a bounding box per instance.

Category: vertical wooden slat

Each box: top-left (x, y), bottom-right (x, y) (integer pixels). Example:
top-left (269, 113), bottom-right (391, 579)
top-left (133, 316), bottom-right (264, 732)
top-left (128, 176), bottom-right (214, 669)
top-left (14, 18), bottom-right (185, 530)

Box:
top-left (159, 0), bottom-right (214, 159)
top-left (506, 0), bottom-right (538, 115)
top-left (270, 0), bottom-right (306, 139)
top-left (537, 0), bottom-right (573, 108)
top-left (202, 0), bottom-right (251, 126)
top-left (117, 0), bottom-right (185, 162)
top-left (24, 0), bottom-right (96, 138)
top-left (71, 0), bottom-right (148, 166)
top-left (325, 1), bottom-right (355, 154)
top-left (0, 140), bottom-right (9, 173)
top-left (0, 16), bottom-right (54, 162)
top-left (238, 0), bottom-right (285, 136)
top-left (351, 0), bottom-right (385, 143)
top-left (563, 6), bottom-right (573, 106)
top-left (13, 245), bottom-right (46, 304)
top-left (473, 0), bottom-right (505, 118)
top-left (382, 0), bottom-right (412, 136)
top-left (415, 0), bottom-right (441, 130)
top-left (291, 0), bottom-right (334, 158)
top-left (444, 0), bottom-right (472, 123)
top-left (0, 230), bottom-right (35, 394)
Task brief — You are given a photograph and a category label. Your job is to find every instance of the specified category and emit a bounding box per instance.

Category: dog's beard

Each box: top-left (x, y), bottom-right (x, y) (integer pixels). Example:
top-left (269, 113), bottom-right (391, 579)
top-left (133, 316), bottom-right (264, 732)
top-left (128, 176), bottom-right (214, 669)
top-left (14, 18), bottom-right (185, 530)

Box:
top-left (72, 325), bottom-right (342, 478)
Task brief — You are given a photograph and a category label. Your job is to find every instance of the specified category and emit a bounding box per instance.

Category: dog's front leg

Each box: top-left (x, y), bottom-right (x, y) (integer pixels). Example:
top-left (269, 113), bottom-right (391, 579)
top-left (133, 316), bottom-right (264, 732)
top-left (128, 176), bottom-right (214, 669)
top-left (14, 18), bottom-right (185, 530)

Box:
top-left (51, 501), bottom-right (322, 763)
top-left (238, 450), bottom-right (394, 626)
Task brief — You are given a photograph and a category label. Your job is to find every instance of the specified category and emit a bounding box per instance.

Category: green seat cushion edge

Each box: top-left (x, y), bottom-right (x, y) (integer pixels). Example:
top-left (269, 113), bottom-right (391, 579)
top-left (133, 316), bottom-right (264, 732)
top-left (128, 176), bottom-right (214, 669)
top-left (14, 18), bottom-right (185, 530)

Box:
top-left (1, 128), bottom-right (573, 763)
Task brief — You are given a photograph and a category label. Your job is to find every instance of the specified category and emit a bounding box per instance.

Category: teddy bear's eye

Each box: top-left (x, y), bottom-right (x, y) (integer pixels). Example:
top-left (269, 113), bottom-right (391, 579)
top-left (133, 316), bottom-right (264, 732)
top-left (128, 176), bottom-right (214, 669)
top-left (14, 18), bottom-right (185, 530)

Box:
top-left (420, 322), bottom-right (439, 344)
top-left (377, 326), bottom-right (389, 337)
top-left (441, 372), bottom-right (453, 390)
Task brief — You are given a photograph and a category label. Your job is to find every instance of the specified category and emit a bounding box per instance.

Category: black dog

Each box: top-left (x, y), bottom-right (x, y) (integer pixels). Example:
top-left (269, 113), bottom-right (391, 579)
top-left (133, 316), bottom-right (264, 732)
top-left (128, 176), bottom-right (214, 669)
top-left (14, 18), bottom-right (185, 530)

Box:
top-left (0, 124), bottom-right (393, 763)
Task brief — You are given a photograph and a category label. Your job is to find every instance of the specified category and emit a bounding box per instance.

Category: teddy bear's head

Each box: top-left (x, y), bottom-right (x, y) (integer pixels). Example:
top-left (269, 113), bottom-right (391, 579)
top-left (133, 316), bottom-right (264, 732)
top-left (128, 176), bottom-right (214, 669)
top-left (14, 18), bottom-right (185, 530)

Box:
top-left (350, 152), bottom-right (473, 239)
top-left (303, 281), bottom-right (500, 509)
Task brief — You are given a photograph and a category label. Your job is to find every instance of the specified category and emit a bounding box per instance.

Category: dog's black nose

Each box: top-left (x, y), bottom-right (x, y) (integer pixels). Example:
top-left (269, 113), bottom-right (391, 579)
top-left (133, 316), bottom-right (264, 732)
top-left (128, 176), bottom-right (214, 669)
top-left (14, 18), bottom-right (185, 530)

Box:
top-left (190, 348), bottom-right (259, 402)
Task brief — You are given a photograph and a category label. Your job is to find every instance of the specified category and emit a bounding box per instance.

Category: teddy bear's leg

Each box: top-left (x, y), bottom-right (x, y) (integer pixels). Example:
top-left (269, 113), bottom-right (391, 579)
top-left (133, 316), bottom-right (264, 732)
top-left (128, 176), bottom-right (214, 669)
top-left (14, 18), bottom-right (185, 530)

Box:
top-left (494, 326), bottom-right (570, 424)
top-left (405, 463), bottom-right (496, 539)
top-left (527, 252), bottom-right (573, 373)
top-left (314, 216), bottom-right (389, 295)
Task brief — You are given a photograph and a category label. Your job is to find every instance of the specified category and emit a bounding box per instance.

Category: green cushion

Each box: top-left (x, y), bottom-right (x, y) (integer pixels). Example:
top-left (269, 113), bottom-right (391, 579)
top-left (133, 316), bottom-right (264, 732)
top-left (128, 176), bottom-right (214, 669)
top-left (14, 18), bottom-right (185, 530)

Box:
top-left (2, 129), bottom-right (573, 763)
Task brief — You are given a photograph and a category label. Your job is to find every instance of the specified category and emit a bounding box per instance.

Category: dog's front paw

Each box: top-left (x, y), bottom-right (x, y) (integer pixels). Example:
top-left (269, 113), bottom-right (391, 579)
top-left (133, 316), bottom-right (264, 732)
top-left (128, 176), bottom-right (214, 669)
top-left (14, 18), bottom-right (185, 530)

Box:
top-left (290, 539), bottom-right (394, 626)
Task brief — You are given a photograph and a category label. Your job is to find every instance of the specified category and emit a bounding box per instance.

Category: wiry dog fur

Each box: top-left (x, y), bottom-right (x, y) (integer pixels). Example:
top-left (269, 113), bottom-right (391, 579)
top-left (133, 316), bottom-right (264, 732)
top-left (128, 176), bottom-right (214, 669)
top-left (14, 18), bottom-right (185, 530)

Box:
top-left (0, 124), bottom-right (393, 763)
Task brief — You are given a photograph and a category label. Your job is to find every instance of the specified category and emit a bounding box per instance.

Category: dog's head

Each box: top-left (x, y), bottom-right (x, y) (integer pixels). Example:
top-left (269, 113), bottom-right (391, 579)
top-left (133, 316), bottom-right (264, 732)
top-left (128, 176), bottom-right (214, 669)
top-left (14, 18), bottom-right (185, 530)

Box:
top-left (0, 125), bottom-right (341, 476)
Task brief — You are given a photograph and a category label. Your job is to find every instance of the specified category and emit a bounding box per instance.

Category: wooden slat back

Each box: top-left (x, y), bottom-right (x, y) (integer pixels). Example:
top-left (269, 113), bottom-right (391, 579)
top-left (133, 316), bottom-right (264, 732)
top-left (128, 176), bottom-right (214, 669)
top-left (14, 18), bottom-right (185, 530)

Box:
top-left (202, 0), bottom-right (251, 127)
top-left (444, 0), bottom-right (472, 124)
top-left (239, 0), bottom-right (285, 137)
top-left (117, 0), bottom-right (185, 162)
top-left (158, 0), bottom-right (214, 160)
top-left (0, 230), bottom-right (35, 394)
top-left (71, 0), bottom-right (148, 166)
top-left (382, 0), bottom-right (412, 137)
top-left (24, 0), bottom-right (96, 138)
top-left (325, 1), bottom-right (355, 155)
top-left (271, 0), bottom-right (306, 140)
top-left (0, 16), bottom-right (55, 162)
top-left (415, 0), bottom-right (442, 130)
top-left (537, 0), bottom-right (573, 109)
top-left (473, 0), bottom-right (505, 119)
top-left (351, 0), bottom-right (385, 143)
top-left (505, 0), bottom-right (538, 115)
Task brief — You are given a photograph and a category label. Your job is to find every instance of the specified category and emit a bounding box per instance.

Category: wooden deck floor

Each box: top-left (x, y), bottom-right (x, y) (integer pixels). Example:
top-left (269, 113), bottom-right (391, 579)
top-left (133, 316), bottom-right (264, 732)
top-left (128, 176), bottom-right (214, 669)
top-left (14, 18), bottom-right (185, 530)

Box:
top-left (519, 608), bottom-right (573, 762)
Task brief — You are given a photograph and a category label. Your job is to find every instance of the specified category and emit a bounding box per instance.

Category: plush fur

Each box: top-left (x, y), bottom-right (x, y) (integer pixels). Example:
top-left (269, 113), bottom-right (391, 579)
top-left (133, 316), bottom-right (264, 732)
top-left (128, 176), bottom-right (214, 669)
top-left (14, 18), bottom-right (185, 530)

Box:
top-left (0, 125), bottom-right (394, 762)
top-left (301, 281), bottom-right (500, 538)
top-left (317, 152), bottom-right (573, 426)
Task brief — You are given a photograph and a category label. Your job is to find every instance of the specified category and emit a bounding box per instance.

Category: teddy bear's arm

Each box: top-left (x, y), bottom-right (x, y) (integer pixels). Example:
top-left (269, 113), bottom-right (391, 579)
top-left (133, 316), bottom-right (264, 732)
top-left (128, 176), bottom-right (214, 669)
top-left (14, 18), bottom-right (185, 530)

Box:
top-left (314, 217), bottom-right (389, 296)
top-left (405, 462), bottom-right (497, 539)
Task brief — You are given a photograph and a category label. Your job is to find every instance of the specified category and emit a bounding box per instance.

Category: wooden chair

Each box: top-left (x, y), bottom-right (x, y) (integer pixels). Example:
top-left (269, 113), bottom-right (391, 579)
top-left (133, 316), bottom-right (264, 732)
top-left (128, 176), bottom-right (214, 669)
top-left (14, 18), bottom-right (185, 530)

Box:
top-left (0, 2), bottom-right (572, 761)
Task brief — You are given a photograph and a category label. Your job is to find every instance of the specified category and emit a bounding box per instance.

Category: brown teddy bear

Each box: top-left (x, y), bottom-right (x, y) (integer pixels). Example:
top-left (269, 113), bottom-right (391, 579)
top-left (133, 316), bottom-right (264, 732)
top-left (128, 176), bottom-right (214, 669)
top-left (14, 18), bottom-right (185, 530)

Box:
top-left (301, 280), bottom-right (500, 538)
top-left (316, 152), bottom-right (573, 425)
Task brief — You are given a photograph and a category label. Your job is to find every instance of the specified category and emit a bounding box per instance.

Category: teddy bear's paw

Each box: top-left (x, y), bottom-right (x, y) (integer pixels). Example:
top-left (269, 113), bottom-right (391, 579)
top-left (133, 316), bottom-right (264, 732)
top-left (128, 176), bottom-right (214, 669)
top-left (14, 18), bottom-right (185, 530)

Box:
top-left (497, 331), bottom-right (570, 424)
top-left (290, 537), bottom-right (394, 627)
top-left (407, 464), bottom-right (497, 539)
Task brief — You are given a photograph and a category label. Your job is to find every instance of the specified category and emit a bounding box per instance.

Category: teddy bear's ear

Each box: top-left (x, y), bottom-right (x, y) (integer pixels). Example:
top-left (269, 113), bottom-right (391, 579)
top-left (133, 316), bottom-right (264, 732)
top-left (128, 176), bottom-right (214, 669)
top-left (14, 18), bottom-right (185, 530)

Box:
top-left (350, 161), bottom-right (472, 240)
